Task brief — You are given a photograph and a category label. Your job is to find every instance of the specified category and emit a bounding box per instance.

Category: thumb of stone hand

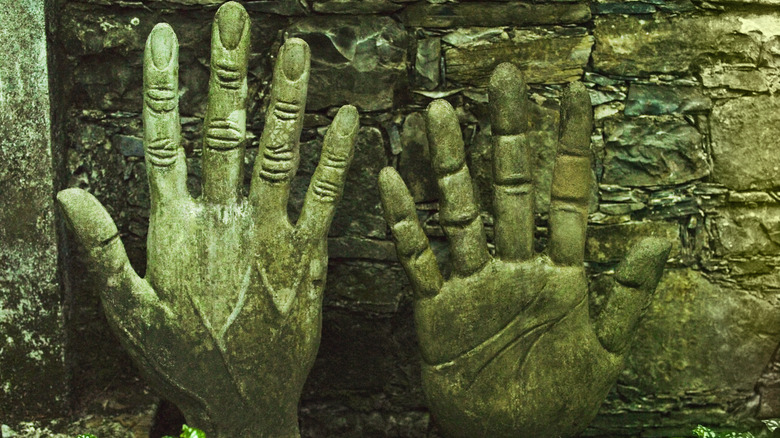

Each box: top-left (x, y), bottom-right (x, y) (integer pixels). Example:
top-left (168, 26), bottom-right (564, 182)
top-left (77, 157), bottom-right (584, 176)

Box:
top-left (593, 237), bottom-right (671, 354)
top-left (57, 188), bottom-right (156, 306)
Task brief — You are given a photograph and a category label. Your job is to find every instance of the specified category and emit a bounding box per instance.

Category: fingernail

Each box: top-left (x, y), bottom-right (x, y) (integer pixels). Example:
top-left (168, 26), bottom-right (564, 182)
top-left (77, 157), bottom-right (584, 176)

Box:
top-left (333, 105), bottom-right (358, 135)
top-left (150, 23), bottom-right (176, 69)
top-left (216, 1), bottom-right (247, 50)
top-left (282, 38), bottom-right (308, 81)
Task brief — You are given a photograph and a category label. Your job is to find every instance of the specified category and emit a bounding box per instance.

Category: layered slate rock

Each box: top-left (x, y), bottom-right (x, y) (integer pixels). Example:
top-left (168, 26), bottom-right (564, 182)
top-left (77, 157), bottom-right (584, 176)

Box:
top-left (593, 14), bottom-right (763, 76)
top-left (585, 221), bottom-right (680, 263)
top-left (602, 116), bottom-right (709, 187)
top-left (287, 16), bottom-right (409, 111)
top-left (313, 0), bottom-right (405, 14)
top-left (711, 95), bottom-right (780, 190)
top-left (443, 27), bottom-right (593, 86)
top-left (624, 84), bottom-right (711, 116)
top-left (0, 0), bottom-right (67, 421)
top-left (402, 2), bottom-right (591, 28)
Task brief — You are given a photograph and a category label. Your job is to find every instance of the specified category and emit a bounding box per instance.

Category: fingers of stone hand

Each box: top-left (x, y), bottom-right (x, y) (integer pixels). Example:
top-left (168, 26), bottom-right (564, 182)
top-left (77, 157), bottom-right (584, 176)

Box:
top-left (488, 63), bottom-right (534, 261)
top-left (379, 167), bottom-right (443, 299)
top-left (202, 1), bottom-right (250, 204)
top-left (144, 23), bottom-right (188, 206)
top-left (298, 105), bottom-right (359, 239)
top-left (427, 99), bottom-right (490, 276)
top-left (250, 38), bottom-right (311, 219)
top-left (56, 188), bottom-right (140, 290)
top-left (549, 82), bottom-right (592, 266)
top-left (594, 238), bottom-right (671, 354)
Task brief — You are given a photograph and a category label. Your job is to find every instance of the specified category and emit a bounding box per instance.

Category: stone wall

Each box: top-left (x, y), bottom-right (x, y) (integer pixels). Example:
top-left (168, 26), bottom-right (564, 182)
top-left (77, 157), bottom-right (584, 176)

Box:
top-left (35, 0), bottom-right (780, 436)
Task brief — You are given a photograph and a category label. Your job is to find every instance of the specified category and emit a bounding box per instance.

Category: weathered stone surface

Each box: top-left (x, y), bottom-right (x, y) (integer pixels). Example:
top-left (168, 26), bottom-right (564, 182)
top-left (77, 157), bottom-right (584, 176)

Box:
top-left (593, 14), bottom-right (762, 76)
top-left (443, 27), bottom-right (593, 86)
top-left (324, 261), bottom-right (407, 313)
top-left (287, 17), bottom-right (408, 111)
top-left (700, 65), bottom-right (769, 92)
top-left (313, 0), bottom-right (404, 14)
top-left (415, 37), bottom-right (440, 90)
top-left (399, 112), bottom-right (437, 203)
top-left (602, 116), bottom-right (709, 187)
top-left (623, 269), bottom-right (780, 395)
top-left (0, 0), bottom-right (67, 422)
top-left (711, 95), bottom-right (780, 190)
top-left (711, 206), bottom-right (780, 257)
top-left (586, 221), bottom-right (680, 263)
top-left (625, 84), bottom-right (712, 116)
top-left (402, 2), bottom-right (590, 28)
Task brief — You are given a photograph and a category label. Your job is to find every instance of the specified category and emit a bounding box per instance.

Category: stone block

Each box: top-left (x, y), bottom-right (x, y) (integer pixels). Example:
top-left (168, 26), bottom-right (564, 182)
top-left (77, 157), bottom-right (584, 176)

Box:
top-left (593, 14), bottom-right (762, 76)
top-left (287, 16), bottom-right (409, 111)
top-left (414, 37), bottom-right (440, 90)
top-left (313, 0), bottom-right (404, 14)
top-left (624, 84), bottom-right (712, 116)
top-left (443, 27), bottom-right (593, 86)
top-left (402, 2), bottom-right (590, 28)
top-left (711, 206), bottom-right (780, 257)
top-left (711, 95), bottom-right (780, 190)
top-left (622, 269), bottom-right (780, 395)
top-left (0, 0), bottom-right (66, 421)
top-left (700, 65), bottom-right (769, 92)
top-left (602, 116), bottom-right (709, 187)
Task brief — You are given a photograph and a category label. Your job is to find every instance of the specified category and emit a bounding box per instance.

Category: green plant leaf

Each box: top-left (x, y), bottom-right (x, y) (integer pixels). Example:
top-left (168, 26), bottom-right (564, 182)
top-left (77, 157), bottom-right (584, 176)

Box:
top-left (180, 424), bottom-right (206, 438)
top-left (76, 435), bottom-right (98, 438)
top-left (764, 419), bottom-right (780, 432)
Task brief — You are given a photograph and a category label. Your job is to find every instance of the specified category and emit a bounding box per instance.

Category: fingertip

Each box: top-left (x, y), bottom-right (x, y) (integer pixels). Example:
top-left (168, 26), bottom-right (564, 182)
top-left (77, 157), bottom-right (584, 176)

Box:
top-left (147, 23), bottom-right (177, 69)
top-left (425, 99), bottom-right (465, 175)
top-left (488, 63), bottom-right (528, 136)
top-left (216, 1), bottom-right (249, 50)
top-left (332, 104), bottom-right (359, 136)
top-left (57, 188), bottom-right (118, 248)
top-left (378, 167), bottom-right (415, 224)
top-left (615, 237), bottom-right (672, 290)
top-left (559, 81), bottom-right (593, 152)
top-left (281, 37), bottom-right (310, 81)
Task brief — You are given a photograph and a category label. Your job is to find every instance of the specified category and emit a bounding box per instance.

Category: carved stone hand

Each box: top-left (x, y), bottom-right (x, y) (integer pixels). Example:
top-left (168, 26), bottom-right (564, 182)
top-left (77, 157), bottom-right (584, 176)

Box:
top-left (378, 63), bottom-right (671, 438)
top-left (56, 3), bottom-right (358, 437)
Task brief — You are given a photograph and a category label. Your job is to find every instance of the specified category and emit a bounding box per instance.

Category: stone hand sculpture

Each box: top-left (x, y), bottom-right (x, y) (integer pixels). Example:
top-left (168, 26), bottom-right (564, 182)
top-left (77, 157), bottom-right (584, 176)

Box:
top-left (378, 63), bottom-right (671, 438)
top-left (56, 3), bottom-right (358, 437)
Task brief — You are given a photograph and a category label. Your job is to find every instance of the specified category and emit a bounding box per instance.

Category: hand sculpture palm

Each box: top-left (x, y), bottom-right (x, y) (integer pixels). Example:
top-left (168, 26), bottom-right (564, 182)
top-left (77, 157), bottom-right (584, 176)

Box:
top-left (57, 3), bottom-right (358, 437)
top-left (379, 64), bottom-right (670, 438)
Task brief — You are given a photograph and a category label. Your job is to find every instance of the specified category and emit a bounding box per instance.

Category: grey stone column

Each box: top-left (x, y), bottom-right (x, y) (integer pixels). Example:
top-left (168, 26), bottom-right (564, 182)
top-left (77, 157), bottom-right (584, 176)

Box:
top-left (0, 0), bottom-right (67, 422)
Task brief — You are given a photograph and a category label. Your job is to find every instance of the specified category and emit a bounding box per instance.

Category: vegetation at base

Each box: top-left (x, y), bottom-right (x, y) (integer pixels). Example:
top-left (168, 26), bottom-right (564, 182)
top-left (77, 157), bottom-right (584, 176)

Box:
top-left (691, 420), bottom-right (780, 438)
top-left (76, 424), bottom-right (205, 438)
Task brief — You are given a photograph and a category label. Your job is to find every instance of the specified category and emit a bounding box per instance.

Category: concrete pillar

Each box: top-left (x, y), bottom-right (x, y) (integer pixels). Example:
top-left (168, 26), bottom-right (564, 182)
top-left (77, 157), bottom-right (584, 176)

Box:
top-left (0, 0), bottom-right (67, 422)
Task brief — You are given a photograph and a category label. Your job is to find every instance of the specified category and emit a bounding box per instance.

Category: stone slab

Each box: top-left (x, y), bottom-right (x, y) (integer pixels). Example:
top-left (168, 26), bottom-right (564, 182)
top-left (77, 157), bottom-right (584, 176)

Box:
top-left (443, 27), bottom-right (593, 86)
top-left (602, 116), bottom-right (709, 187)
top-left (402, 2), bottom-right (590, 28)
top-left (711, 94), bottom-right (780, 190)
top-left (593, 14), bottom-right (764, 77)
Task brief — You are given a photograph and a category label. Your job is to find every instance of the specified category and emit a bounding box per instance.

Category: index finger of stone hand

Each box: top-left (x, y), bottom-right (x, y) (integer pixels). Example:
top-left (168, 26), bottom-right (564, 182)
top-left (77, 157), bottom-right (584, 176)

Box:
top-left (249, 38), bottom-right (310, 222)
top-left (298, 105), bottom-right (359, 240)
top-left (549, 82), bottom-right (593, 267)
top-left (488, 63), bottom-right (534, 262)
top-left (427, 100), bottom-right (490, 276)
top-left (379, 167), bottom-right (443, 299)
top-left (144, 23), bottom-right (188, 207)
top-left (202, 1), bottom-right (250, 205)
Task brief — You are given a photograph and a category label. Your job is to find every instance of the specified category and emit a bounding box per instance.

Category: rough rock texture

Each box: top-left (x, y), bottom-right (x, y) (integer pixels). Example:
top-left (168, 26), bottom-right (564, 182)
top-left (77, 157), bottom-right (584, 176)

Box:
top-left (602, 116), bottom-right (709, 187)
top-left (711, 95), bottom-right (780, 190)
top-left (0, 0), bottom-right (67, 422)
